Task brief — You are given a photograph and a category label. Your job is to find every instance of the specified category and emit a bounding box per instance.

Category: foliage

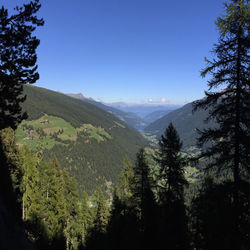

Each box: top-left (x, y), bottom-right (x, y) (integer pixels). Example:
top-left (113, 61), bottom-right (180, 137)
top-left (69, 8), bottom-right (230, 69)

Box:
top-left (193, 0), bottom-right (250, 248)
top-left (154, 123), bottom-right (190, 250)
top-left (0, 0), bottom-right (44, 129)
top-left (191, 176), bottom-right (250, 249)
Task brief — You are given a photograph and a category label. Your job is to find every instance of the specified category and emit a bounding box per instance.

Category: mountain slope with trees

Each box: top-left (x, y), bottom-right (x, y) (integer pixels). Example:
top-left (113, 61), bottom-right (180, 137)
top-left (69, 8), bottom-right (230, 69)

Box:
top-left (144, 102), bottom-right (214, 150)
top-left (19, 85), bottom-right (148, 193)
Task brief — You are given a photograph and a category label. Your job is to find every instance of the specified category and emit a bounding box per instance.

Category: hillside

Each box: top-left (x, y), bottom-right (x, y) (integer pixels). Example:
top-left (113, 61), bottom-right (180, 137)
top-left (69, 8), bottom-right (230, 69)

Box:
top-left (66, 93), bottom-right (146, 129)
top-left (18, 85), bottom-right (148, 193)
top-left (143, 110), bottom-right (173, 124)
top-left (144, 102), bottom-right (214, 150)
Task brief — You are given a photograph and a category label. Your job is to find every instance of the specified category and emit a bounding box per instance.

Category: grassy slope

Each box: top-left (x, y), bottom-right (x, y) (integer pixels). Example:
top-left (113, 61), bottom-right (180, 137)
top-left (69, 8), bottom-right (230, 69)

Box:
top-left (20, 85), bottom-right (148, 193)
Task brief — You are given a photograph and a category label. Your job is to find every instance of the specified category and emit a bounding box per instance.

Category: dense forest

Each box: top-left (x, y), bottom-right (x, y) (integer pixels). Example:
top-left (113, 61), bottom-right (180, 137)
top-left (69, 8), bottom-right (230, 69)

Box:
top-left (0, 0), bottom-right (249, 250)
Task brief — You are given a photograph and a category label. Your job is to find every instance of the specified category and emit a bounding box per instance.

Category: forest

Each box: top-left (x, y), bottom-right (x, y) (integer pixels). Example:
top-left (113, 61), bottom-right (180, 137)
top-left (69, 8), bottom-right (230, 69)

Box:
top-left (0, 0), bottom-right (249, 250)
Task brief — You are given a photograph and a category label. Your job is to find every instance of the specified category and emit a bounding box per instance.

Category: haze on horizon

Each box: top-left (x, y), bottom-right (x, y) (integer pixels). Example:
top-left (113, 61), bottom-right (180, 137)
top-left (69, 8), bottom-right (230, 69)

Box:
top-left (3, 0), bottom-right (225, 105)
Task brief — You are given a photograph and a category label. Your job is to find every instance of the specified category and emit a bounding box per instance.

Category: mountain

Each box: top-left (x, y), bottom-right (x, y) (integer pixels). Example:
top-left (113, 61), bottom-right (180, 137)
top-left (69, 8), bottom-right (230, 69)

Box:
top-left (66, 93), bottom-right (146, 129)
top-left (18, 85), bottom-right (148, 193)
top-left (144, 102), bottom-right (214, 150)
top-left (143, 110), bottom-right (173, 124)
top-left (105, 102), bottom-right (181, 118)
top-left (67, 93), bottom-right (94, 101)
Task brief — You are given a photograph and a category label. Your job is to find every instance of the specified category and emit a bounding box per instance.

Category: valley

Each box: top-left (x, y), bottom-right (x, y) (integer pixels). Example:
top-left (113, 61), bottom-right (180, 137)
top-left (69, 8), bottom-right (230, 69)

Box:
top-left (19, 85), bottom-right (148, 193)
top-left (1, 0), bottom-right (249, 249)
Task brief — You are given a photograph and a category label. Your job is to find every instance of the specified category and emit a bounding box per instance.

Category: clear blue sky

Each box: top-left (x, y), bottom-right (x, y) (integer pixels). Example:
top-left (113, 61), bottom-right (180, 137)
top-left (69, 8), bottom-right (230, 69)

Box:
top-left (2, 0), bottom-right (226, 104)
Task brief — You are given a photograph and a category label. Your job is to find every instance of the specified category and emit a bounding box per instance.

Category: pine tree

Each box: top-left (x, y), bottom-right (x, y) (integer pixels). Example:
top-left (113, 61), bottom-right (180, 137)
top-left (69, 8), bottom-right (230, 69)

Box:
top-left (107, 158), bottom-right (140, 250)
top-left (117, 157), bottom-right (134, 213)
top-left (0, 128), bottom-right (22, 215)
top-left (156, 123), bottom-right (187, 202)
top-left (190, 177), bottom-right (248, 250)
top-left (19, 146), bottom-right (40, 222)
top-left (80, 191), bottom-right (93, 246)
top-left (132, 148), bottom-right (156, 250)
top-left (0, 0), bottom-right (44, 129)
top-left (85, 188), bottom-right (109, 250)
top-left (193, 0), bottom-right (250, 248)
top-left (94, 187), bottom-right (109, 234)
top-left (155, 123), bottom-right (190, 250)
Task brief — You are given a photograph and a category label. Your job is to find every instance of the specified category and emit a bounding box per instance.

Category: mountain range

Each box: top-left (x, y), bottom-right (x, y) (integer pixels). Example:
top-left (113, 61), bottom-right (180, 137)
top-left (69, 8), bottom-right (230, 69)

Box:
top-left (66, 93), bottom-right (147, 129)
top-left (66, 93), bottom-right (181, 129)
top-left (104, 102), bottom-right (181, 118)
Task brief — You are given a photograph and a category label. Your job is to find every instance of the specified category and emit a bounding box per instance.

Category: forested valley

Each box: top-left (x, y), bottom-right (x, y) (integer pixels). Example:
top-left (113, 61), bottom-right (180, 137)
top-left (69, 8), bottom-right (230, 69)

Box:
top-left (0, 0), bottom-right (249, 250)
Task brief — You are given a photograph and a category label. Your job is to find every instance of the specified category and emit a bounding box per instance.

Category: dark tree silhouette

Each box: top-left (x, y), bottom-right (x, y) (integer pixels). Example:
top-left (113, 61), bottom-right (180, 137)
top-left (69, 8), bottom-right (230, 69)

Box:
top-left (107, 158), bottom-right (140, 250)
top-left (155, 123), bottom-right (190, 250)
top-left (191, 177), bottom-right (250, 250)
top-left (132, 148), bottom-right (156, 250)
top-left (156, 123), bottom-right (187, 202)
top-left (0, 2), bottom-right (43, 249)
top-left (0, 0), bottom-right (44, 130)
top-left (193, 0), bottom-right (250, 248)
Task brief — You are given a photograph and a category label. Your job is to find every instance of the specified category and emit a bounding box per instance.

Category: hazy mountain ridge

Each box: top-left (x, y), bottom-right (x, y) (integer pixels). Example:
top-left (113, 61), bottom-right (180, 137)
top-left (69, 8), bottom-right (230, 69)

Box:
top-left (105, 102), bottom-right (181, 118)
top-left (66, 93), bottom-right (147, 128)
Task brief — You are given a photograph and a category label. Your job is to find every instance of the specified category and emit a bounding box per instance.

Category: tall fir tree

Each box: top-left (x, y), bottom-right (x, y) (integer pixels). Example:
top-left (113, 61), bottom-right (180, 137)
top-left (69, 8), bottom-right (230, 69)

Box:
top-left (132, 148), bottom-right (156, 250)
top-left (107, 158), bottom-right (139, 250)
top-left (85, 187), bottom-right (109, 250)
top-left (94, 187), bottom-right (109, 234)
top-left (156, 123), bottom-right (187, 202)
top-left (193, 0), bottom-right (250, 248)
top-left (0, 0), bottom-right (44, 129)
top-left (155, 123), bottom-right (190, 250)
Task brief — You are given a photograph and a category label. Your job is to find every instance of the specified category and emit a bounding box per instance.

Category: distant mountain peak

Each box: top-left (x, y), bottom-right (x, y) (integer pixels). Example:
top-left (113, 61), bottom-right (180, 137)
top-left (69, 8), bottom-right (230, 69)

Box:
top-left (66, 93), bottom-right (94, 101)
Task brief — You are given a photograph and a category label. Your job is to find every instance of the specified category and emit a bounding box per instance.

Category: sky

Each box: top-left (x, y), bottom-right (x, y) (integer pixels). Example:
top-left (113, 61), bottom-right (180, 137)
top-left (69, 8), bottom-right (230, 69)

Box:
top-left (2, 0), bottom-right (226, 105)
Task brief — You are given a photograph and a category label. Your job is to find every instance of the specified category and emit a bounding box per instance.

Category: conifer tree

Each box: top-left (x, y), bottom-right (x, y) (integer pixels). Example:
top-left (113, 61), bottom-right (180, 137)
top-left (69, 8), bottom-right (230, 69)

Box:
top-left (155, 123), bottom-right (190, 250)
top-left (190, 177), bottom-right (249, 250)
top-left (0, 0), bottom-right (44, 129)
top-left (80, 191), bottom-right (93, 245)
top-left (107, 158), bottom-right (139, 250)
top-left (132, 148), bottom-right (154, 229)
top-left (156, 123), bottom-right (187, 202)
top-left (0, 128), bottom-right (22, 215)
top-left (193, 0), bottom-right (250, 248)
top-left (85, 188), bottom-right (109, 250)
top-left (19, 146), bottom-right (40, 222)
top-left (132, 148), bottom-right (156, 250)
top-left (116, 157), bottom-right (134, 213)
top-left (94, 187), bottom-right (109, 234)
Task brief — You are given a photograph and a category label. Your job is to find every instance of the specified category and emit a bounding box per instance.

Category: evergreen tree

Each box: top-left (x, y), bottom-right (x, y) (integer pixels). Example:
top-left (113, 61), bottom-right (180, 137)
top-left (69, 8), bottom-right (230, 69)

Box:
top-left (85, 187), bottom-right (109, 250)
top-left (19, 146), bottom-right (40, 222)
top-left (94, 187), bottom-right (109, 234)
top-left (155, 123), bottom-right (190, 250)
top-left (116, 157), bottom-right (134, 213)
top-left (80, 191), bottom-right (93, 246)
top-left (0, 0), bottom-right (44, 129)
top-left (156, 123), bottom-right (187, 202)
top-left (107, 158), bottom-right (139, 250)
top-left (193, 0), bottom-right (250, 248)
top-left (0, 128), bottom-right (21, 197)
top-left (132, 148), bottom-right (156, 250)
top-left (191, 176), bottom-right (250, 250)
